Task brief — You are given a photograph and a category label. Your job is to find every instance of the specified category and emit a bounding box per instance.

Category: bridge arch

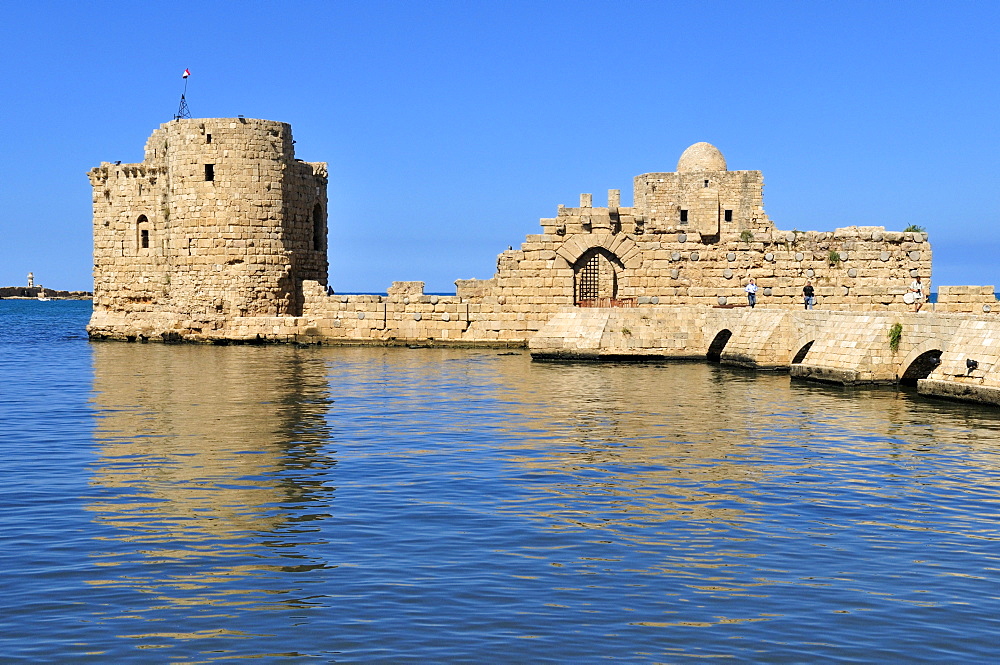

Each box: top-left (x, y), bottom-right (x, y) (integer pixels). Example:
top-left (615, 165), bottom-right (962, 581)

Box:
top-left (791, 339), bottom-right (816, 365)
top-left (706, 329), bottom-right (733, 362)
top-left (899, 340), bottom-right (944, 386)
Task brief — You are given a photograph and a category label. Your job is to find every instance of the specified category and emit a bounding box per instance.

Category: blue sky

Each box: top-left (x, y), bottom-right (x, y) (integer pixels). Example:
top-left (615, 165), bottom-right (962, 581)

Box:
top-left (1, 1), bottom-right (998, 293)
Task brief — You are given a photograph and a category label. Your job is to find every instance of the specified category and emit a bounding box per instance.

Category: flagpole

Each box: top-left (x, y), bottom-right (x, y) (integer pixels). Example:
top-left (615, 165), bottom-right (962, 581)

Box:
top-left (175, 69), bottom-right (191, 120)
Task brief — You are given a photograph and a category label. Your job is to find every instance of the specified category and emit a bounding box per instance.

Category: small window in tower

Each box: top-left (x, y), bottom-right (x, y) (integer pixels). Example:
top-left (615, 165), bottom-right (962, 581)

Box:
top-left (312, 203), bottom-right (324, 251)
top-left (206, 133), bottom-right (212, 144)
top-left (724, 209), bottom-right (733, 222)
top-left (205, 164), bottom-right (215, 181)
top-left (136, 214), bottom-right (150, 251)
top-left (680, 209), bottom-right (688, 224)
top-left (704, 179), bottom-right (709, 187)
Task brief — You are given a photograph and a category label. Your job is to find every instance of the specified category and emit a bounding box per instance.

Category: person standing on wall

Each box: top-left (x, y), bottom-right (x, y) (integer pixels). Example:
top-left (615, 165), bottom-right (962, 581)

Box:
top-left (803, 281), bottom-right (815, 310)
top-left (910, 276), bottom-right (925, 312)
top-left (745, 278), bottom-right (758, 308)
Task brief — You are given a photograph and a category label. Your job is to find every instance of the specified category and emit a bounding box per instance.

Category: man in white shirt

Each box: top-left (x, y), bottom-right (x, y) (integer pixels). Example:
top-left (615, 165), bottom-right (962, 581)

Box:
top-left (745, 278), bottom-right (758, 309)
top-left (910, 276), bottom-right (924, 312)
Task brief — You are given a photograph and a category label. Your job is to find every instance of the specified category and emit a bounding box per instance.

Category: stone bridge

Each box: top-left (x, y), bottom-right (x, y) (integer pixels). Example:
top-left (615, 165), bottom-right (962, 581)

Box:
top-left (529, 306), bottom-right (1000, 405)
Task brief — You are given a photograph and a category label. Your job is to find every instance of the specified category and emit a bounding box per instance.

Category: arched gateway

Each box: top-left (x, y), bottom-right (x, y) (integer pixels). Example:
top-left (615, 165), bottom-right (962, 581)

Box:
top-left (574, 248), bottom-right (622, 305)
top-left (556, 233), bottom-right (640, 307)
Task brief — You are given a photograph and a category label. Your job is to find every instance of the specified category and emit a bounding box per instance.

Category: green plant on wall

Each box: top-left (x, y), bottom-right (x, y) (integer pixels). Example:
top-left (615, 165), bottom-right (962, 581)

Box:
top-left (828, 250), bottom-right (842, 266)
top-left (740, 230), bottom-right (754, 243)
top-left (903, 224), bottom-right (926, 233)
top-left (888, 322), bottom-right (903, 353)
top-left (621, 327), bottom-right (632, 336)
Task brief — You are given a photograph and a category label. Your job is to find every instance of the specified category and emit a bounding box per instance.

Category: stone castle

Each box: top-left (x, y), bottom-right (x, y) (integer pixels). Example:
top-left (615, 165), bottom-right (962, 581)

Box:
top-left (87, 118), bottom-right (1000, 405)
top-left (88, 118), bottom-right (327, 335)
top-left (88, 118), bottom-right (938, 342)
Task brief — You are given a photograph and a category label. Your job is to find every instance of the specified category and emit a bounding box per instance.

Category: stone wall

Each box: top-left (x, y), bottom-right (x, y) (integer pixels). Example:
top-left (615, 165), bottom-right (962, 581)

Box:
top-left (935, 285), bottom-right (998, 314)
top-left (919, 318), bottom-right (1000, 404)
top-left (295, 281), bottom-right (528, 346)
top-left (494, 211), bottom-right (930, 315)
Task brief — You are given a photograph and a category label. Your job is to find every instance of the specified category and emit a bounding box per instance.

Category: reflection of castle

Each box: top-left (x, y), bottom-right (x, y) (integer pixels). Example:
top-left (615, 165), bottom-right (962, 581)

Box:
top-left (89, 343), bottom-right (335, 538)
top-left (87, 343), bottom-right (337, 618)
top-left (88, 120), bottom-right (933, 345)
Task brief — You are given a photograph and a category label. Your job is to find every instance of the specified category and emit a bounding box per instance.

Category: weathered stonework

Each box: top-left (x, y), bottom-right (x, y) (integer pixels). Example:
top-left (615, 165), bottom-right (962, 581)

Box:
top-left (88, 118), bottom-right (327, 340)
top-left (529, 305), bottom-right (1000, 405)
top-left (935, 285), bottom-right (998, 314)
top-left (86, 118), bottom-right (1000, 404)
top-left (478, 138), bottom-right (934, 318)
top-left (90, 119), bottom-right (999, 350)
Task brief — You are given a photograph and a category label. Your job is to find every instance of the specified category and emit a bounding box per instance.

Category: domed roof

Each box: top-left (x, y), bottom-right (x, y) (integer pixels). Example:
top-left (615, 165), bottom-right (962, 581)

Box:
top-left (676, 142), bottom-right (727, 172)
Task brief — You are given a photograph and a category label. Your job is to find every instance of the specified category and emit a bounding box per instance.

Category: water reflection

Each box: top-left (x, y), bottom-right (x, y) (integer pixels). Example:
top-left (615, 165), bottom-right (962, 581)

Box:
top-left (77, 345), bottom-right (1000, 661)
top-left (488, 362), bottom-right (786, 529)
top-left (87, 344), bottom-right (336, 625)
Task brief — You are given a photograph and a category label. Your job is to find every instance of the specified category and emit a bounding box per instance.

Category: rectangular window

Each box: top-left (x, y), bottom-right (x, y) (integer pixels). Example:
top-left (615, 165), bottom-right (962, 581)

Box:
top-left (680, 209), bottom-right (688, 224)
top-left (704, 179), bottom-right (709, 187)
top-left (205, 164), bottom-right (215, 181)
top-left (724, 209), bottom-right (733, 222)
top-left (206, 134), bottom-right (212, 144)
top-left (140, 229), bottom-right (149, 249)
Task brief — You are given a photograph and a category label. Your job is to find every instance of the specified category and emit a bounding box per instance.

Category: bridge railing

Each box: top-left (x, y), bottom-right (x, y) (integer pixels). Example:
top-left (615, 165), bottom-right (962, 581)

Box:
top-left (576, 297), bottom-right (637, 308)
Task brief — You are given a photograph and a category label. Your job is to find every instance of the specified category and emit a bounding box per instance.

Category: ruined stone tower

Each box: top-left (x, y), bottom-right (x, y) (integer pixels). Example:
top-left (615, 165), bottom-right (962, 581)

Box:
top-left (88, 118), bottom-right (328, 338)
top-left (633, 141), bottom-right (768, 241)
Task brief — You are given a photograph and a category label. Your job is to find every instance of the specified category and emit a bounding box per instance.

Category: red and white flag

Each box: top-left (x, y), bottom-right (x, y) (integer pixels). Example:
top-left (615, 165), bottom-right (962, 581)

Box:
top-left (182, 69), bottom-right (191, 78)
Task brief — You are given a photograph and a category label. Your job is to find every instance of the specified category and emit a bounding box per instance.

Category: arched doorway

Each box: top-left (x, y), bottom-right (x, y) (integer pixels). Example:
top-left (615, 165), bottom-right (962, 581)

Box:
top-left (574, 248), bottom-right (622, 306)
top-left (900, 349), bottom-right (942, 386)
top-left (706, 329), bottom-right (733, 362)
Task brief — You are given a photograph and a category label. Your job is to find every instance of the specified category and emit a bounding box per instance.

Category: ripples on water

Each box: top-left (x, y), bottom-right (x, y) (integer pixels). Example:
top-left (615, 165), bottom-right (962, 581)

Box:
top-left (1, 300), bottom-right (999, 662)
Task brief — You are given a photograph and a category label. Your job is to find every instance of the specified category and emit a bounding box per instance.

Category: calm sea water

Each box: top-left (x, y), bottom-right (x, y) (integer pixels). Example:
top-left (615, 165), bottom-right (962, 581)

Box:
top-left (2, 300), bottom-right (1000, 662)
